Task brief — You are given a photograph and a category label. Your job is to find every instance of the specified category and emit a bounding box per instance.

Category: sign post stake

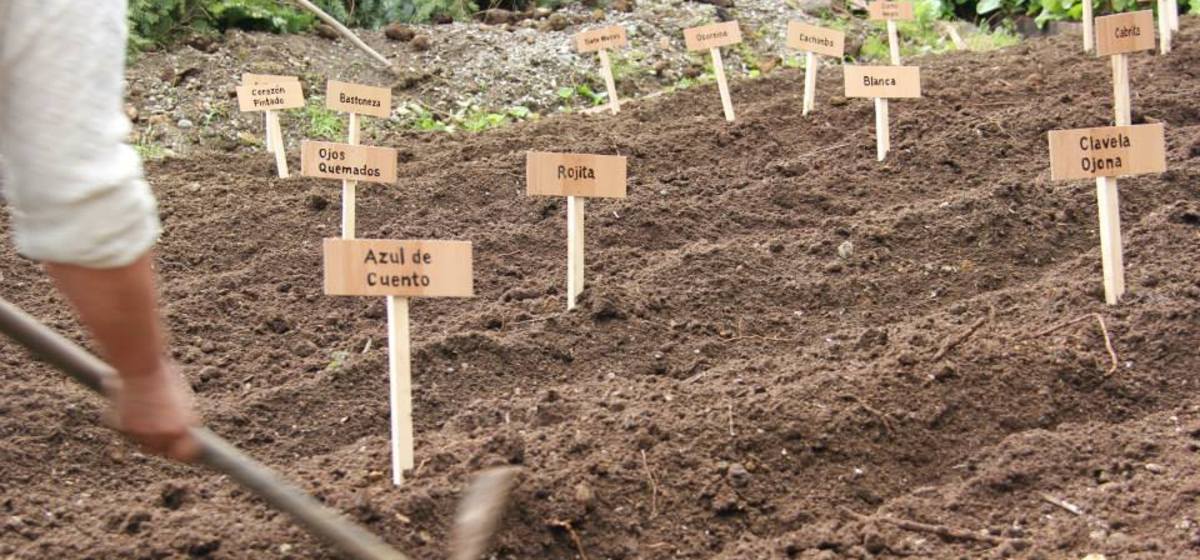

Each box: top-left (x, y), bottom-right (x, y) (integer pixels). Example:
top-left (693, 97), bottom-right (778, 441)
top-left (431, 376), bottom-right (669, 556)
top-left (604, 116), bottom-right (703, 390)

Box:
top-left (711, 47), bottom-right (736, 122)
top-left (866, 2), bottom-right (912, 161)
top-left (803, 52), bottom-right (819, 115)
top-left (597, 49), bottom-right (621, 115)
top-left (567, 196), bottom-right (586, 309)
top-left (874, 97), bottom-right (890, 160)
top-left (265, 113), bottom-right (274, 153)
top-left (267, 110), bottom-right (289, 178)
top-left (886, 20), bottom-right (901, 64)
top-left (343, 112), bottom-right (360, 239)
top-left (1083, 0), bottom-right (1095, 52)
top-left (1169, 0), bottom-right (1179, 31)
top-left (1158, 0), bottom-right (1172, 54)
top-left (386, 295), bottom-right (413, 486)
top-left (1095, 52), bottom-right (1131, 304)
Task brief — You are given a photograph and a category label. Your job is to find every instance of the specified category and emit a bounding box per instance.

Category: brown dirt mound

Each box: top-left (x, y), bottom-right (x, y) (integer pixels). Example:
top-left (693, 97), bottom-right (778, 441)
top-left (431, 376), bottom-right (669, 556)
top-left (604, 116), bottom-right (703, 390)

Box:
top-left (3, 24), bottom-right (1200, 560)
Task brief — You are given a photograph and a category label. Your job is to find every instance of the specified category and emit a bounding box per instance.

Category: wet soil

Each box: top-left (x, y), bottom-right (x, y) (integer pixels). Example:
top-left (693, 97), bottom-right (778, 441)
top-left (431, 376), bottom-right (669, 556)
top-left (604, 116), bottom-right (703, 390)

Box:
top-left (3, 22), bottom-right (1200, 560)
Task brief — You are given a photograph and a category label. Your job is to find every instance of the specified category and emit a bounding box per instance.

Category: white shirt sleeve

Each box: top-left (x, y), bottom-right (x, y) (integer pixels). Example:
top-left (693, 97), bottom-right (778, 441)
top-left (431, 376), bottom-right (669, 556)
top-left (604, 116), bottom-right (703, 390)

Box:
top-left (0, 0), bottom-right (160, 269)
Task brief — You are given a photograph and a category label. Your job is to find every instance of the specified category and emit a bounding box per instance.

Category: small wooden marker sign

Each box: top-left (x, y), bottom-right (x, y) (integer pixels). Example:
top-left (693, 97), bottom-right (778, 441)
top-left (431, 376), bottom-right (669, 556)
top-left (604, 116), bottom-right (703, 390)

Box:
top-left (526, 151), bottom-right (628, 310)
top-left (684, 21), bottom-right (743, 122)
top-left (323, 239), bottom-right (474, 298)
top-left (867, 1), bottom-right (915, 20)
top-left (300, 141), bottom-right (398, 185)
top-left (843, 65), bottom-right (921, 98)
top-left (575, 26), bottom-right (629, 115)
top-left (237, 74), bottom-right (304, 178)
top-left (1047, 123), bottom-right (1166, 181)
top-left (1094, 10), bottom-right (1156, 56)
top-left (787, 22), bottom-right (846, 116)
top-left (326, 80), bottom-right (393, 119)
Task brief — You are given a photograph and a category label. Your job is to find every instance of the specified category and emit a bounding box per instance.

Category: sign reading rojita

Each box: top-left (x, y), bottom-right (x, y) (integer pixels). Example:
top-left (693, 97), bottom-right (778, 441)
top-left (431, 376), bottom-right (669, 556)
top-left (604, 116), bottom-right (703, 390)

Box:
top-left (683, 21), bottom-right (743, 122)
top-left (526, 151), bottom-right (628, 310)
top-left (301, 141), bottom-right (398, 185)
top-left (1048, 123), bottom-right (1166, 181)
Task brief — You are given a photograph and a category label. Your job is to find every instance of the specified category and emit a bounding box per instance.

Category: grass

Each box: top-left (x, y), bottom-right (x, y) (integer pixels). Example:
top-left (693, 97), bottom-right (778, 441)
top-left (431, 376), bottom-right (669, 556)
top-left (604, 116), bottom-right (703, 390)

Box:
top-left (302, 97), bottom-right (345, 140)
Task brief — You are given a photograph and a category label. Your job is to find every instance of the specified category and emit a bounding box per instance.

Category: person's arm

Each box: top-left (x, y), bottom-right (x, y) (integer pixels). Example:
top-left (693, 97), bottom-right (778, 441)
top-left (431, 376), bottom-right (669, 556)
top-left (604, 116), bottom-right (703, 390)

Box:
top-left (46, 254), bottom-right (198, 461)
top-left (0, 0), bottom-right (197, 461)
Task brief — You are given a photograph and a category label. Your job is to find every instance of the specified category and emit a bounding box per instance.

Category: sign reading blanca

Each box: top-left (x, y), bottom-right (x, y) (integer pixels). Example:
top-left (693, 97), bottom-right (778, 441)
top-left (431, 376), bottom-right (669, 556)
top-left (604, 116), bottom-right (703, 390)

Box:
top-left (843, 65), bottom-right (922, 98)
top-left (323, 239), bottom-right (474, 297)
top-left (526, 151), bottom-right (628, 197)
top-left (300, 141), bottom-right (398, 184)
top-left (1048, 123), bottom-right (1166, 180)
top-left (326, 80), bottom-right (393, 119)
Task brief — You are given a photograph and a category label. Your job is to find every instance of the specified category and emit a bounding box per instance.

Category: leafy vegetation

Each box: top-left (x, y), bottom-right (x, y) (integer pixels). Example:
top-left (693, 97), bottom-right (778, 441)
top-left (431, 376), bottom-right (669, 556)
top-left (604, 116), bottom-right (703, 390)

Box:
top-left (302, 97), bottom-right (346, 140)
top-left (393, 102), bottom-right (538, 133)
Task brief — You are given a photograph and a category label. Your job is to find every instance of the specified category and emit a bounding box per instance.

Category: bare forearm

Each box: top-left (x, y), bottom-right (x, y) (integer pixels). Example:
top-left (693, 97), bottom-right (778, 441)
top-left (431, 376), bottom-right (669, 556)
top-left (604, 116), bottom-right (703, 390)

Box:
top-left (45, 252), bottom-right (166, 380)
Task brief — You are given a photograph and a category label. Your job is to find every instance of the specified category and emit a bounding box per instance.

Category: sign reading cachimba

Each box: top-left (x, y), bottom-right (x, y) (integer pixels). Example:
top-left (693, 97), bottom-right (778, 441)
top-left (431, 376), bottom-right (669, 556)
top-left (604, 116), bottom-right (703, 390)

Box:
top-left (844, 66), bottom-right (922, 98)
top-left (323, 239), bottom-right (473, 297)
top-left (236, 80), bottom-right (305, 111)
top-left (684, 21), bottom-right (743, 51)
top-left (1095, 10), bottom-right (1156, 56)
top-left (867, 1), bottom-right (915, 20)
top-left (786, 21), bottom-right (845, 58)
top-left (526, 152), bottom-right (628, 198)
top-left (1048, 123), bottom-right (1166, 181)
top-left (301, 141), bottom-right (398, 185)
top-left (575, 26), bottom-right (628, 52)
top-left (326, 80), bottom-right (392, 119)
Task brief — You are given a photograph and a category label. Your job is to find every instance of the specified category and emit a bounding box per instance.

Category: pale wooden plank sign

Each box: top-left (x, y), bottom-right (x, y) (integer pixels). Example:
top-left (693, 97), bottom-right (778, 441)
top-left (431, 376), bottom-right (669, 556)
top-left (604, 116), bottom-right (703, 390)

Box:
top-left (787, 21), bottom-right (845, 58)
top-left (526, 152), bottom-right (628, 198)
top-left (1095, 11), bottom-right (1156, 56)
top-left (575, 25), bottom-right (628, 52)
top-left (867, 1), bottom-right (915, 21)
top-left (323, 239), bottom-right (474, 298)
top-left (326, 80), bottom-right (393, 119)
top-left (684, 21), bottom-right (743, 51)
top-left (236, 81), bottom-right (306, 112)
top-left (300, 141), bottom-right (398, 185)
top-left (844, 66), bottom-right (922, 98)
top-left (1048, 123), bottom-right (1166, 181)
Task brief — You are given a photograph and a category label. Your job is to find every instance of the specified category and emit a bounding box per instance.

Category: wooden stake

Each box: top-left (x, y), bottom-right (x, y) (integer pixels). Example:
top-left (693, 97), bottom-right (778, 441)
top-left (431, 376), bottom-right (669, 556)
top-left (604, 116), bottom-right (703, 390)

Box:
top-left (265, 113), bottom-right (274, 153)
top-left (290, 0), bottom-right (394, 71)
top-left (267, 110), bottom-right (288, 178)
top-left (886, 20), bottom-right (901, 65)
top-left (1083, 0), bottom-right (1095, 52)
top-left (875, 97), bottom-right (890, 161)
top-left (710, 47), bottom-right (735, 122)
top-left (597, 49), bottom-right (620, 114)
top-left (1095, 53), bottom-right (1130, 305)
top-left (342, 113), bottom-right (359, 239)
top-left (1169, 0), bottom-right (1179, 32)
top-left (567, 196), bottom-right (585, 310)
top-left (803, 51), bottom-right (818, 115)
top-left (1159, 0), bottom-right (1172, 54)
top-left (387, 296), bottom-right (413, 486)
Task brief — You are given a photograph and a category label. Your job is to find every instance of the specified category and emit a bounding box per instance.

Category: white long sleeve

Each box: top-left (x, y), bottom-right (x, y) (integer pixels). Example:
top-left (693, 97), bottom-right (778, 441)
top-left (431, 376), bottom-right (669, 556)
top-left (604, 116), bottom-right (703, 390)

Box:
top-left (0, 0), bottom-right (159, 268)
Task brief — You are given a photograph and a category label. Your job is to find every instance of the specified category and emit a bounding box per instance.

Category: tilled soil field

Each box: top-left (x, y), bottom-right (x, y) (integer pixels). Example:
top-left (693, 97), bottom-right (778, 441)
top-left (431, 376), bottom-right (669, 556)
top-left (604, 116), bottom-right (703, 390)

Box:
top-left (3, 24), bottom-right (1200, 560)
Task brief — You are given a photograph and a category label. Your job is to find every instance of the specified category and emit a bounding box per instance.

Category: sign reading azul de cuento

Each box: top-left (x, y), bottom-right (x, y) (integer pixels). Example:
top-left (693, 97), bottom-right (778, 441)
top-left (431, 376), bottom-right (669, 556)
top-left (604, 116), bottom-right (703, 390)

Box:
top-left (323, 239), bottom-right (474, 297)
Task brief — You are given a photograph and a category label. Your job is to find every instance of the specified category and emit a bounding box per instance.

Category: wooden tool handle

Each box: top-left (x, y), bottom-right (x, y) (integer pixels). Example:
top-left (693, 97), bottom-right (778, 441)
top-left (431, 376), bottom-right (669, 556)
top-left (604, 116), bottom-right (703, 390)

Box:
top-left (0, 297), bottom-right (408, 560)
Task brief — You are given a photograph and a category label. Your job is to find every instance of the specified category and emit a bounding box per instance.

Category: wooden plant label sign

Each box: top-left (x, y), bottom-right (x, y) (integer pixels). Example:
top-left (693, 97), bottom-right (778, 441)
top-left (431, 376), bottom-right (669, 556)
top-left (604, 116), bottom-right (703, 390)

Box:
top-left (867, 1), bottom-right (915, 20)
top-left (1095, 11), bottom-right (1156, 56)
top-left (576, 26), bottom-right (628, 52)
top-left (684, 21), bottom-right (743, 51)
top-left (323, 239), bottom-right (474, 297)
top-left (786, 21), bottom-right (846, 58)
top-left (300, 141), bottom-right (398, 185)
top-left (1048, 123), bottom-right (1166, 181)
top-left (526, 152), bottom-right (628, 198)
top-left (844, 66), bottom-right (922, 98)
top-left (236, 80), bottom-right (305, 112)
top-left (326, 80), bottom-right (393, 118)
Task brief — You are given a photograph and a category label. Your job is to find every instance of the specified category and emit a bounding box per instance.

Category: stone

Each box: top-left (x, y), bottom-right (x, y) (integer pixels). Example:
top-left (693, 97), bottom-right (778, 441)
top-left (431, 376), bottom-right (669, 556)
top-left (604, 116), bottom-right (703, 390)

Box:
top-left (384, 23), bottom-right (415, 42)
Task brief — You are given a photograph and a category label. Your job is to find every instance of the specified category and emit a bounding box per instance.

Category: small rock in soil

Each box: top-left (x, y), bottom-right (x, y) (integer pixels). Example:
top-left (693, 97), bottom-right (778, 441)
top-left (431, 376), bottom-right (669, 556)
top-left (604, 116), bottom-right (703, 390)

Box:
top-left (547, 13), bottom-right (570, 31)
top-left (306, 194), bottom-right (330, 211)
top-left (315, 24), bottom-right (339, 40)
top-left (728, 463), bottom-right (751, 487)
top-left (837, 240), bottom-right (855, 259)
top-left (410, 34), bottom-right (432, 51)
top-left (384, 23), bottom-right (415, 42)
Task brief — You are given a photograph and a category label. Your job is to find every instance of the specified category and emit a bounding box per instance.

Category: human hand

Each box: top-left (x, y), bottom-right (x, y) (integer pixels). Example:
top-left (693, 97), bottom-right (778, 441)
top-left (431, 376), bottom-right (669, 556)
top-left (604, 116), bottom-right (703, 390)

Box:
top-left (107, 361), bottom-right (200, 462)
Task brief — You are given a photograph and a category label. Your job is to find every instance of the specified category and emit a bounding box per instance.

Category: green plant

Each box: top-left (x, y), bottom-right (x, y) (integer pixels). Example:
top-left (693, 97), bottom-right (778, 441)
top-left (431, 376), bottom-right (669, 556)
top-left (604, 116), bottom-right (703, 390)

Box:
top-left (303, 97), bottom-right (345, 140)
top-left (132, 126), bottom-right (171, 160)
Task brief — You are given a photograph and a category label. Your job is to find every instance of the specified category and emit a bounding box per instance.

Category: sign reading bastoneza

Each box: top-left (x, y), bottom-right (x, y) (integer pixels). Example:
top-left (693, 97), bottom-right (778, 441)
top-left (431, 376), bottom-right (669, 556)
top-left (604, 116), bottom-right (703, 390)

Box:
top-left (323, 239), bottom-right (474, 297)
top-left (575, 26), bottom-right (628, 53)
top-left (326, 81), bottom-right (392, 119)
top-left (1048, 123), bottom-right (1166, 181)
top-left (1095, 11), bottom-right (1156, 56)
top-left (236, 81), bottom-right (305, 112)
top-left (526, 152), bottom-right (628, 198)
top-left (786, 21), bottom-right (845, 58)
top-left (867, 1), bottom-right (915, 20)
top-left (301, 141), bottom-right (398, 185)
top-left (684, 21), bottom-right (743, 51)
top-left (844, 66), bottom-right (922, 98)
